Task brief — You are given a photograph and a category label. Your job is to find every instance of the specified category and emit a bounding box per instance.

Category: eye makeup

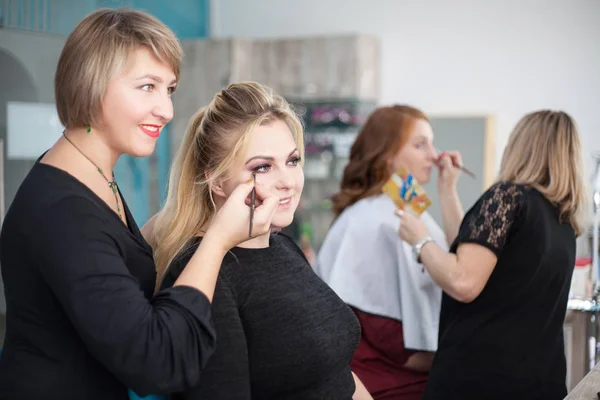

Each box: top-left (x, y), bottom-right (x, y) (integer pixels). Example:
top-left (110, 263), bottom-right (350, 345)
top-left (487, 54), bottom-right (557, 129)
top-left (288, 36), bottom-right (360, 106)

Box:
top-left (247, 154), bottom-right (302, 174)
top-left (250, 163), bottom-right (271, 174)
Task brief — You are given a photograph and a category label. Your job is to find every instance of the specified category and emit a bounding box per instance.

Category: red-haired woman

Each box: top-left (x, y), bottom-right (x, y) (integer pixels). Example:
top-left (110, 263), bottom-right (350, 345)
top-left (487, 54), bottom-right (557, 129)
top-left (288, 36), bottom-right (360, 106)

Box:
top-left (316, 105), bottom-right (464, 399)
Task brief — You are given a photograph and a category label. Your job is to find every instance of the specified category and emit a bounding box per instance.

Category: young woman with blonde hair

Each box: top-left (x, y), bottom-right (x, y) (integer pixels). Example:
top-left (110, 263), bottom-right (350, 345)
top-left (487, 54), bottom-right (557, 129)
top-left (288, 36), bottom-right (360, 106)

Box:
top-left (398, 110), bottom-right (588, 399)
top-left (149, 81), bottom-right (372, 400)
top-left (0, 9), bottom-right (277, 400)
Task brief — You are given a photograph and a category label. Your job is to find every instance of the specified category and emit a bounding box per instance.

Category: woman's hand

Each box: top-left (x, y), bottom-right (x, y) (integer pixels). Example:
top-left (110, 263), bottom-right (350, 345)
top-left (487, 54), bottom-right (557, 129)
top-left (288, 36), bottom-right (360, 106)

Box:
top-left (436, 150), bottom-right (462, 193)
top-left (204, 180), bottom-right (279, 253)
top-left (396, 209), bottom-right (430, 246)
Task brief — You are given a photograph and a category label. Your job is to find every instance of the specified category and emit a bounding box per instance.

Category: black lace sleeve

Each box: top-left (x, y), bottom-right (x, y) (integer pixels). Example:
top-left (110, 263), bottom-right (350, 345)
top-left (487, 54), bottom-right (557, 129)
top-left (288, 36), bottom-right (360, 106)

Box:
top-left (452, 182), bottom-right (526, 256)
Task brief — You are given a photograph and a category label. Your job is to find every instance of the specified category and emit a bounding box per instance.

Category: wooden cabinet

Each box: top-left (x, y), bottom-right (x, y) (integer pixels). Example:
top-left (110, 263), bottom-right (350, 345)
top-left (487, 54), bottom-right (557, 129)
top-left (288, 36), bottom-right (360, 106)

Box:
top-left (170, 35), bottom-right (380, 154)
top-left (304, 35), bottom-right (379, 101)
top-left (254, 35), bottom-right (380, 101)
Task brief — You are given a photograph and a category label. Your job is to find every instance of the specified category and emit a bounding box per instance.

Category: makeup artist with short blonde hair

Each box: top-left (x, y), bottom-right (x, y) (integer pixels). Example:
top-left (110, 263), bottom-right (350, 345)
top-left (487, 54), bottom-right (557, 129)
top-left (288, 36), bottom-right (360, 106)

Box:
top-left (0, 9), bottom-right (279, 399)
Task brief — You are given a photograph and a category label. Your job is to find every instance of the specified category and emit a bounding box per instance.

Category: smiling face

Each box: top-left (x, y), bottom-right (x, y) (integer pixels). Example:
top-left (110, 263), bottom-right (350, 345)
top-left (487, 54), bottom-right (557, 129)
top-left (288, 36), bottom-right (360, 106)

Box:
top-left (219, 119), bottom-right (304, 229)
top-left (390, 118), bottom-right (437, 184)
top-left (99, 47), bottom-right (177, 157)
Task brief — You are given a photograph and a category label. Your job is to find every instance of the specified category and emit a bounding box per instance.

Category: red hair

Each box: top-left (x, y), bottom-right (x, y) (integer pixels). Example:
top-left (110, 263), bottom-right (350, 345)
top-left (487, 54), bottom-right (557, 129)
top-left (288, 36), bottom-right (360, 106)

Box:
top-left (332, 105), bottom-right (428, 218)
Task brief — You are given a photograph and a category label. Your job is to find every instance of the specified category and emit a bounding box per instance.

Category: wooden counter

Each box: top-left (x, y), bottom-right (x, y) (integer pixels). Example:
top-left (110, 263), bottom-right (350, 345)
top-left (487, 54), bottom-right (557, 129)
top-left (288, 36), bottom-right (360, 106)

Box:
top-left (565, 361), bottom-right (600, 399)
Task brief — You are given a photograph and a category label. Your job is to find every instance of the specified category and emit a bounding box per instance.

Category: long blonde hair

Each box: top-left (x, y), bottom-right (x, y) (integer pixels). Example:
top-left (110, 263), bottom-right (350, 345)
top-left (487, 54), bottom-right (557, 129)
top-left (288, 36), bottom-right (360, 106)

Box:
top-left (498, 110), bottom-right (588, 236)
top-left (151, 82), bottom-right (304, 285)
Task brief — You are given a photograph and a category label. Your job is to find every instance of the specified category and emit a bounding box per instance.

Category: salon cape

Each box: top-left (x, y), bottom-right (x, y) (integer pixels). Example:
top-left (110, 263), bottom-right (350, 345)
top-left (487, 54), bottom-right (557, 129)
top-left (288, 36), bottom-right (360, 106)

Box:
top-left (316, 194), bottom-right (447, 352)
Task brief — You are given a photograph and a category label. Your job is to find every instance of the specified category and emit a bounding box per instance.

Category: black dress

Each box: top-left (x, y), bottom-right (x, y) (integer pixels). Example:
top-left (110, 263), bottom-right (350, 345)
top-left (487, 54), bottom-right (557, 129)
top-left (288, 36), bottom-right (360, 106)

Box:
top-left (161, 233), bottom-right (361, 400)
top-left (0, 161), bottom-right (216, 400)
top-left (423, 182), bottom-right (575, 400)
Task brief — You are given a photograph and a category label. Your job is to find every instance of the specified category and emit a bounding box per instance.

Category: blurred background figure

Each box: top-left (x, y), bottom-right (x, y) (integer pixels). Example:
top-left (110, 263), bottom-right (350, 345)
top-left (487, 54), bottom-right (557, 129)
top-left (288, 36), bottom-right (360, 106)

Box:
top-left (316, 105), bottom-right (464, 399)
top-left (397, 110), bottom-right (588, 400)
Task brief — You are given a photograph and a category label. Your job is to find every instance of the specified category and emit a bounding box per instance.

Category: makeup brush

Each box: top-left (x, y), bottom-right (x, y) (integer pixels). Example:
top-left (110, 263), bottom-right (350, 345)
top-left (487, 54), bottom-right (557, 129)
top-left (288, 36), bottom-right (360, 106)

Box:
top-left (436, 150), bottom-right (476, 179)
top-left (249, 173), bottom-right (256, 238)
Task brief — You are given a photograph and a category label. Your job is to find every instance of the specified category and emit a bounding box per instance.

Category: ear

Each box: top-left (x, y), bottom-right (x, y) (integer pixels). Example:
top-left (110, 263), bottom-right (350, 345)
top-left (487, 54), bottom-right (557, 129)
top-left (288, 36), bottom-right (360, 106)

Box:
top-left (205, 170), bottom-right (227, 198)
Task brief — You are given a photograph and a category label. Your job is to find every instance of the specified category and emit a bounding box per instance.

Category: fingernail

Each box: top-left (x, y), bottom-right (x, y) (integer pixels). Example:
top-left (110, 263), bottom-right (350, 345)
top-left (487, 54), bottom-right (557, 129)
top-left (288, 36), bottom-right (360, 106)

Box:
top-left (395, 209), bottom-right (404, 217)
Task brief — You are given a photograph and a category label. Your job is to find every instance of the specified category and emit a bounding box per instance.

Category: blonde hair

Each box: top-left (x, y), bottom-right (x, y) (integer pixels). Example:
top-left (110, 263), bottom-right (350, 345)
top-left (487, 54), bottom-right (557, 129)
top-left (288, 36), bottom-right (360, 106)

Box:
top-left (55, 8), bottom-right (182, 128)
top-left (498, 110), bottom-right (588, 236)
top-left (152, 82), bottom-right (304, 285)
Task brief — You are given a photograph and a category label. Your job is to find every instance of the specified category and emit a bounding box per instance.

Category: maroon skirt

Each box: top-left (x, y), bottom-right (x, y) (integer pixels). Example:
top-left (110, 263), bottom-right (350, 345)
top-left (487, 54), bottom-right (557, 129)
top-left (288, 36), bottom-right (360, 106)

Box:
top-left (350, 307), bottom-right (430, 400)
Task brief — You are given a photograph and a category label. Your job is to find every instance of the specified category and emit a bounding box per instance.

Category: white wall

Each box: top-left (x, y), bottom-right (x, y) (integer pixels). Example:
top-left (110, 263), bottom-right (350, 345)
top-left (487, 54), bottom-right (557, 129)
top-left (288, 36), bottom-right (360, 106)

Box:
top-left (211, 0), bottom-right (600, 176)
top-left (0, 29), bottom-right (65, 207)
top-left (0, 29), bottom-right (65, 102)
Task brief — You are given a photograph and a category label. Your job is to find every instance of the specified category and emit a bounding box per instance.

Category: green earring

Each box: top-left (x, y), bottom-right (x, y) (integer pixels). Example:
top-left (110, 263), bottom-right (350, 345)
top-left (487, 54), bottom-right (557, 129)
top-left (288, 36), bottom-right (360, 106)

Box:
top-left (86, 125), bottom-right (91, 134)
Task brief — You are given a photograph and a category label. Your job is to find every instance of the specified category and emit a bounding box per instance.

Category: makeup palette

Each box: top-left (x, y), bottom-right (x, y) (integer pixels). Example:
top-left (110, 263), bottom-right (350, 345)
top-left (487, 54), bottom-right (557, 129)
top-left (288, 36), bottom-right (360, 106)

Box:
top-left (382, 166), bottom-right (432, 215)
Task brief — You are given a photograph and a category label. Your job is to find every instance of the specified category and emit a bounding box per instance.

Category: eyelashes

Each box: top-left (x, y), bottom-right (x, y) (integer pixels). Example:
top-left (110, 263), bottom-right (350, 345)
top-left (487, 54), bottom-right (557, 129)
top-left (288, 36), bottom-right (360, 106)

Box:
top-left (289, 156), bottom-right (302, 165)
top-left (252, 164), bottom-right (270, 173)
top-left (251, 156), bottom-right (302, 173)
top-left (139, 84), bottom-right (177, 96)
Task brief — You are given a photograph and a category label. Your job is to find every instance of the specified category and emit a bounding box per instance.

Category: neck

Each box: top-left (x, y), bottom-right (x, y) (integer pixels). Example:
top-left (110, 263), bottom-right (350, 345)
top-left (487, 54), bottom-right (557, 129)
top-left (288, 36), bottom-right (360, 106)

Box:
top-left (197, 226), bottom-right (271, 249)
top-left (62, 127), bottom-right (120, 176)
top-left (237, 231), bottom-right (271, 248)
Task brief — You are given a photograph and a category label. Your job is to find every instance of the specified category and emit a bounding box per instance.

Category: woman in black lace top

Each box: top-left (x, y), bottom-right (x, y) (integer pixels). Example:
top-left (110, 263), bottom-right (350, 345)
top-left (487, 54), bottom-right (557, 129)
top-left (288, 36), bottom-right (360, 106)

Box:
top-left (396, 110), bottom-right (588, 399)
